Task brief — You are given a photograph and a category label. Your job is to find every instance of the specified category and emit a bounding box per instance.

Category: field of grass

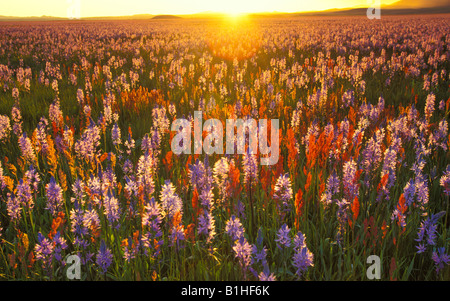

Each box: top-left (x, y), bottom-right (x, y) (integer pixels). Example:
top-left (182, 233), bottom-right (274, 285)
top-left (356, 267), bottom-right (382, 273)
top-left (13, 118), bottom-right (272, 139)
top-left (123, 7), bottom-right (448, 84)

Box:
top-left (0, 15), bottom-right (449, 281)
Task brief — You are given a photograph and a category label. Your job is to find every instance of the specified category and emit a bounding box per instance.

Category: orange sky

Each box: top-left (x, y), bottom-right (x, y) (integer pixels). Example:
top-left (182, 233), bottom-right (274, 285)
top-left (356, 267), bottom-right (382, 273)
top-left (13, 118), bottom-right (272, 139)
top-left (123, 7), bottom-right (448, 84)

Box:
top-left (1, 0), bottom-right (443, 18)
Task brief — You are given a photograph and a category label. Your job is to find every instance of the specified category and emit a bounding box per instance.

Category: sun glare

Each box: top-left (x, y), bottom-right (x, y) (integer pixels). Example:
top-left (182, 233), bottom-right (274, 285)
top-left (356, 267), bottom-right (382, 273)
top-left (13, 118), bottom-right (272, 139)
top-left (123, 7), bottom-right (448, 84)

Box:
top-left (226, 11), bottom-right (246, 19)
top-left (224, 11), bottom-right (248, 23)
top-left (218, 4), bottom-right (251, 20)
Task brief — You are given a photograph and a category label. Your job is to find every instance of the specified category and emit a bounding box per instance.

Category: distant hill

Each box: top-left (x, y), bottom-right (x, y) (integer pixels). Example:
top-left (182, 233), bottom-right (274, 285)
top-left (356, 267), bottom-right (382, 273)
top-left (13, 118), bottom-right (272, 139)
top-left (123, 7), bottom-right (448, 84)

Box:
top-left (0, 14), bottom-right (156, 21)
top-left (83, 14), bottom-right (155, 20)
top-left (152, 15), bottom-right (182, 19)
top-left (0, 15), bottom-right (66, 21)
top-left (389, 0), bottom-right (450, 9)
top-left (288, 5), bottom-right (450, 16)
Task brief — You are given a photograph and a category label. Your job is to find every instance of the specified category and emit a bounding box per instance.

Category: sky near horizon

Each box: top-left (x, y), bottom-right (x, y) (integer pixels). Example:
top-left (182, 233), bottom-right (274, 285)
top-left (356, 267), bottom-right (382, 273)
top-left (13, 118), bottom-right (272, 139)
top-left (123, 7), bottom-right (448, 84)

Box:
top-left (0, 0), bottom-right (441, 18)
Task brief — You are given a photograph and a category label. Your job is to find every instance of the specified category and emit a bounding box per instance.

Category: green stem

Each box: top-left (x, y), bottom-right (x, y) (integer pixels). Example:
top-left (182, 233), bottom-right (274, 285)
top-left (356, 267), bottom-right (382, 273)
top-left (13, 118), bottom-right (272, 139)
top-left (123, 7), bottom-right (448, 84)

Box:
top-left (28, 207), bottom-right (36, 240)
top-left (0, 243), bottom-right (11, 278)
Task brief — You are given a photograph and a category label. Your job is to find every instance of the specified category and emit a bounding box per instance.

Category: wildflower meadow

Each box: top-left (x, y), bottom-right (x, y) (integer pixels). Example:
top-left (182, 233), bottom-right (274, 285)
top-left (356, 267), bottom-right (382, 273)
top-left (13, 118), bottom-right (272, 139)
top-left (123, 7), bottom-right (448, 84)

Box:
top-left (0, 14), bottom-right (449, 281)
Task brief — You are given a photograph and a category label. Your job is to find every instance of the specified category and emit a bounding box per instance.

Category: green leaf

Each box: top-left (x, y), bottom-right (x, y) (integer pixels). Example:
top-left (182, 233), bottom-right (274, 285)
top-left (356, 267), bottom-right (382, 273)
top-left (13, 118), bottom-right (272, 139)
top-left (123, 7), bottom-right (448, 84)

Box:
top-left (402, 257), bottom-right (415, 281)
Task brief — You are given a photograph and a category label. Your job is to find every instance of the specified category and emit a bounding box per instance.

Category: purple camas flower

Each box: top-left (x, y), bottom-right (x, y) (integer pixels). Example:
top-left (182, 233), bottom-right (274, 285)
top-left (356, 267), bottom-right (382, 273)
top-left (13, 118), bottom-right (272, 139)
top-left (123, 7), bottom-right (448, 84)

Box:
top-left (12, 87), bottom-right (19, 99)
top-left (34, 117), bottom-right (49, 154)
top-left (273, 173), bottom-right (293, 211)
top-left (424, 93), bottom-right (435, 121)
top-left (169, 224), bottom-right (185, 248)
top-left (0, 114), bottom-right (11, 142)
top-left (63, 125), bottom-right (74, 150)
top-left (136, 152), bottom-right (155, 197)
top-left (342, 89), bottom-right (354, 108)
top-left (101, 166), bottom-right (117, 195)
top-left (45, 177), bottom-right (64, 216)
top-left (35, 232), bottom-right (54, 272)
top-left (290, 102), bottom-right (302, 129)
top-left (82, 94), bottom-right (91, 113)
top-left (431, 247), bottom-right (450, 274)
top-left (321, 172), bottom-right (340, 208)
top-left (198, 210), bottom-right (216, 243)
top-left (160, 180), bottom-right (183, 220)
top-left (440, 165), bottom-right (450, 196)
top-left (402, 179), bottom-right (416, 207)
top-left (232, 236), bottom-right (253, 277)
top-left (122, 236), bottom-right (140, 262)
top-left (429, 120), bottom-right (448, 152)
top-left (25, 165), bottom-right (40, 192)
top-left (213, 157), bottom-right (230, 203)
top-left (111, 122), bottom-right (121, 147)
top-left (103, 188), bottom-right (121, 228)
top-left (387, 115), bottom-right (413, 143)
top-left (343, 159), bottom-right (359, 202)
top-left (225, 215), bottom-right (245, 241)
top-left (150, 126), bottom-right (162, 154)
top-left (122, 159), bottom-right (134, 176)
top-left (369, 96), bottom-right (385, 123)
top-left (70, 204), bottom-right (100, 255)
top-left (16, 178), bottom-right (33, 210)
top-left (361, 128), bottom-right (385, 185)
top-left (249, 227), bottom-right (273, 279)
top-left (292, 231), bottom-right (314, 278)
top-left (378, 136), bottom-right (402, 201)
top-left (160, 180), bottom-right (182, 220)
top-left (275, 224), bottom-right (291, 249)
top-left (242, 149), bottom-right (258, 186)
top-left (76, 88), bottom-right (84, 104)
top-left (199, 186), bottom-right (214, 210)
top-left (124, 131), bottom-right (135, 156)
top-left (413, 130), bottom-right (431, 161)
top-left (414, 174), bottom-right (429, 206)
top-left (141, 198), bottom-right (164, 257)
top-left (141, 133), bottom-right (152, 154)
top-left (302, 121), bottom-right (319, 153)
top-left (49, 99), bottom-right (63, 127)
top-left (74, 120), bottom-right (101, 163)
top-left (124, 177), bottom-right (138, 200)
top-left (6, 193), bottom-right (21, 224)
top-left (258, 269), bottom-right (276, 281)
top-left (412, 158), bottom-right (429, 207)
top-left (0, 162), bottom-right (5, 191)
top-left (96, 240), bottom-right (113, 275)
top-left (188, 159), bottom-right (211, 192)
top-left (11, 105), bottom-right (22, 136)
top-left (18, 132), bottom-right (37, 164)
top-left (252, 244), bottom-right (268, 266)
top-left (87, 175), bottom-right (101, 207)
top-left (34, 230), bottom-right (67, 274)
top-left (152, 105), bottom-right (170, 134)
top-left (336, 198), bottom-right (350, 245)
top-left (70, 207), bottom-right (88, 238)
top-left (52, 231), bottom-right (68, 263)
top-left (142, 197), bottom-right (163, 233)
top-left (84, 207), bottom-right (100, 233)
top-left (416, 244), bottom-right (427, 254)
top-left (415, 211), bottom-right (445, 253)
